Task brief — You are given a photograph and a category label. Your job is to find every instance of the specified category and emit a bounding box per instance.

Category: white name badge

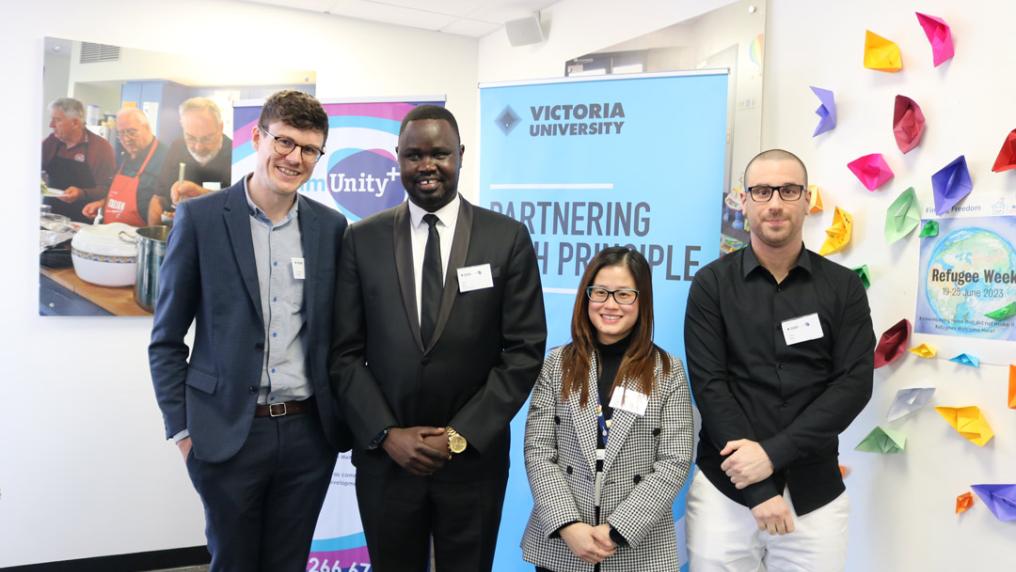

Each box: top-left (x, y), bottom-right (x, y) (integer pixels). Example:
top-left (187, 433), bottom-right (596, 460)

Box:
top-left (609, 387), bottom-right (648, 416)
top-left (781, 312), bottom-right (823, 345)
top-left (202, 182), bottom-right (222, 191)
top-left (291, 257), bottom-right (305, 280)
top-left (457, 263), bottom-right (494, 292)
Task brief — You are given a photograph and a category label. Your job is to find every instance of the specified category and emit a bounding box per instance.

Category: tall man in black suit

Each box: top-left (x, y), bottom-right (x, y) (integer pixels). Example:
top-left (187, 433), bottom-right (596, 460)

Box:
top-left (150, 90), bottom-right (350, 571)
top-left (330, 105), bottom-right (547, 572)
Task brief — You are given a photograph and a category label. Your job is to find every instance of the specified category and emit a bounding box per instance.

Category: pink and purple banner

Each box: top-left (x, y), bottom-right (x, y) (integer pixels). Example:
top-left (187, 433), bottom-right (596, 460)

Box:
top-left (232, 96), bottom-right (444, 223)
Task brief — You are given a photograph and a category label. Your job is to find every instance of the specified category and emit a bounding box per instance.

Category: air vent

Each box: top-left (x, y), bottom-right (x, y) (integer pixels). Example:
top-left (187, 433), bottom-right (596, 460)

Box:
top-left (79, 42), bottom-right (120, 64)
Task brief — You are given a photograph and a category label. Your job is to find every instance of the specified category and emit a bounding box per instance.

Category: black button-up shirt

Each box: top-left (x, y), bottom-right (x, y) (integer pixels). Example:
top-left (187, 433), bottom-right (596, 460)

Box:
top-left (684, 245), bottom-right (874, 515)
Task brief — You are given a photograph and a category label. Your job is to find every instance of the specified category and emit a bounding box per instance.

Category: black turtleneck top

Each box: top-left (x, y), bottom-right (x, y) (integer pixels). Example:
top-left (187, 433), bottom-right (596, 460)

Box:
top-left (593, 332), bottom-right (633, 546)
top-left (594, 332), bottom-right (632, 433)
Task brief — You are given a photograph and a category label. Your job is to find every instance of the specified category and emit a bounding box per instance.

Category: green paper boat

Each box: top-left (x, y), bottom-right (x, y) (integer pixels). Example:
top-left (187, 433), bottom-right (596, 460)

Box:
top-left (855, 426), bottom-right (906, 453)
top-left (852, 265), bottom-right (871, 289)
top-left (885, 187), bottom-right (921, 244)
top-left (985, 302), bottom-right (1016, 321)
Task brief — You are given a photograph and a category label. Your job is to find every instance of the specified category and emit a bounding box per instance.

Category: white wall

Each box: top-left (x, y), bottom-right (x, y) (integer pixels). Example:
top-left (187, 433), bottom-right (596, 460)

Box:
top-left (477, 0), bottom-right (736, 83)
top-left (42, 51), bottom-right (70, 135)
top-left (69, 80), bottom-right (121, 123)
top-left (764, 1), bottom-right (1016, 570)
top-left (480, 0), bottom-right (1016, 570)
top-left (66, 42), bottom-right (315, 87)
top-left (604, 0), bottom-right (765, 193)
top-left (0, 0), bottom-right (476, 567)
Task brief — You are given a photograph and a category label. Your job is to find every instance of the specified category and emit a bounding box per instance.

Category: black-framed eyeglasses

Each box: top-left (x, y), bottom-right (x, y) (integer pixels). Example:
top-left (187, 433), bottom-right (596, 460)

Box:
top-left (586, 286), bottom-right (639, 305)
top-left (747, 184), bottom-right (805, 202)
top-left (260, 127), bottom-right (325, 163)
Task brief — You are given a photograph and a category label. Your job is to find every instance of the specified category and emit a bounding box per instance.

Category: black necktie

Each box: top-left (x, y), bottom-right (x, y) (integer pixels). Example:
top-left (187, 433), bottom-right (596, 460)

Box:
top-left (420, 213), bottom-right (442, 346)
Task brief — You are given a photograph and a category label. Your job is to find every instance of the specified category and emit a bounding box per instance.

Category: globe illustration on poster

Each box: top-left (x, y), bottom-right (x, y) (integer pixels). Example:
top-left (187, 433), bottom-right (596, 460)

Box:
top-left (921, 226), bottom-right (1016, 340)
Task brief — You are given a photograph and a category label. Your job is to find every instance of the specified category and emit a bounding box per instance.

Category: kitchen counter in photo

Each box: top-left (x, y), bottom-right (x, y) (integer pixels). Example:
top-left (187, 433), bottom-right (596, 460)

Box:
top-left (40, 266), bottom-right (151, 316)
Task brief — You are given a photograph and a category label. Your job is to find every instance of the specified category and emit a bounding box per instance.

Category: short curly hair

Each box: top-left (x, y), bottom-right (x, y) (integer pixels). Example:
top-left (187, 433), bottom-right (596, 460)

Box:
top-left (258, 90), bottom-right (329, 146)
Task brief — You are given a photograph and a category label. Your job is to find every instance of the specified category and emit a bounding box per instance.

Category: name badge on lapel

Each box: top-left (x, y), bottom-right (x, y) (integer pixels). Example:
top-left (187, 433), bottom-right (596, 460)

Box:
top-left (457, 263), bottom-right (494, 292)
top-left (781, 312), bottom-right (823, 345)
top-left (291, 257), bottom-right (305, 280)
top-left (609, 386), bottom-right (648, 416)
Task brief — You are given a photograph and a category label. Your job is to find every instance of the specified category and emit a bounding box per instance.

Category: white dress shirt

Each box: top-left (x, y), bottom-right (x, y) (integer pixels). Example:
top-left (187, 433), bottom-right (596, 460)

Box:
top-left (407, 194), bottom-right (460, 324)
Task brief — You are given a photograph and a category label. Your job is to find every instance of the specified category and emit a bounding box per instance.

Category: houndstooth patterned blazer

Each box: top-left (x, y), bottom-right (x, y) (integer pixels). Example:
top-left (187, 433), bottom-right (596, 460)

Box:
top-left (521, 345), bottom-right (694, 572)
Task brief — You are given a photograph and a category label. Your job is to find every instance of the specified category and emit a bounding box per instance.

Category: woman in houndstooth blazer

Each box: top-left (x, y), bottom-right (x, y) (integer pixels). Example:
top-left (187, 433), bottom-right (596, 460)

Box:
top-left (521, 247), bottom-right (694, 572)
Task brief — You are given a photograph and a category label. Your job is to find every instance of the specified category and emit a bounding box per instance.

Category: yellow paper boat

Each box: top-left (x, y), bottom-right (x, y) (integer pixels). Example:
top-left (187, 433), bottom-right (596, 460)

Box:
top-left (819, 207), bottom-right (852, 256)
top-left (864, 30), bottom-right (903, 72)
top-left (935, 406), bottom-right (994, 447)
top-left (808, 185), bottom-right (824, 214)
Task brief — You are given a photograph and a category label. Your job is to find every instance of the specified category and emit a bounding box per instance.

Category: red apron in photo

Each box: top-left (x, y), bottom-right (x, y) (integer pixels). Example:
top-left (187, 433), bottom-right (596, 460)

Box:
top-left (104, 140), bottom-right (159, 227)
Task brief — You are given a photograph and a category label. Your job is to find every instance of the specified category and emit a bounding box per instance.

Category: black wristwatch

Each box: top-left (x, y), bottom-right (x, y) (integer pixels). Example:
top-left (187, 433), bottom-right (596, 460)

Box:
top-left (368, 427), bottom-right (390, 450)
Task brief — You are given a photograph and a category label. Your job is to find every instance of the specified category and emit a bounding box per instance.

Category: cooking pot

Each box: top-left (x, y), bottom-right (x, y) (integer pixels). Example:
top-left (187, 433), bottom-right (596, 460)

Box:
top-left (121, 225), bottom-right (170, 312)
top-left (70, 223), bottom-right (137, 287)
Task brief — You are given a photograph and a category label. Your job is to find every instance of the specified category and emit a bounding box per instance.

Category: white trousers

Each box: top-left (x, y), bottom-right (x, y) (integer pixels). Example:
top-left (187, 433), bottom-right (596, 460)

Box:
top-left (686, 470), bottom-right (849, 572)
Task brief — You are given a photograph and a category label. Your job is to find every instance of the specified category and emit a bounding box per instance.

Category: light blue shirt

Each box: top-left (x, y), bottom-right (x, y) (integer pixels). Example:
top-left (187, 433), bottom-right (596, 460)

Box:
top-left (172, 178), bottom-right (312, 443)
top-left (243, 176), bottom-right (312, 405)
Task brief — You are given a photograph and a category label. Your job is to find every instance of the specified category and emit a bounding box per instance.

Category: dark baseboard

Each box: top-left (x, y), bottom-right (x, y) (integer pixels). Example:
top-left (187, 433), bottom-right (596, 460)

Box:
top-left (2, 546), bottom-right (210, 571)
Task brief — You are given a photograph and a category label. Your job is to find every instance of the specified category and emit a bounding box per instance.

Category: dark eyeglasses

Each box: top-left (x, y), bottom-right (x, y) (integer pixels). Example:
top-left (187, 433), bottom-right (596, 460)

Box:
top-left (586, 286), bottom-right (639, 305)
top-left (747, 184), bottom-right (805, 202)
top-left (260, 127), bottom-right (325, 163)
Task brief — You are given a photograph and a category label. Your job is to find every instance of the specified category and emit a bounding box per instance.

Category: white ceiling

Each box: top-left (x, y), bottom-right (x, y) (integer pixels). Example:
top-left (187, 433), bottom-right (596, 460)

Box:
top-left (238, 0), bottom-right (559, 37)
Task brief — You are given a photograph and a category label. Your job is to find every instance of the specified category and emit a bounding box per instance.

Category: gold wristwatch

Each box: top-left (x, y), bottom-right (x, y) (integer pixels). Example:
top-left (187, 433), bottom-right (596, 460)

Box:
top-left (446, 426), bottom-right (467, 455)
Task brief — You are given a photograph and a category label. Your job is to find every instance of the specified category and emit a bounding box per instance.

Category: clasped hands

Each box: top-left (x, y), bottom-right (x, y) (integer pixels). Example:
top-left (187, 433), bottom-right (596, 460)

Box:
top-left (720, 439), bottom-right (795, 536)
top-left (720, 439), bottom-right (773, 489)
top-left (560, 523), bottom-right (616, 564)
top-left (382, 426), bottom-right (451, 476)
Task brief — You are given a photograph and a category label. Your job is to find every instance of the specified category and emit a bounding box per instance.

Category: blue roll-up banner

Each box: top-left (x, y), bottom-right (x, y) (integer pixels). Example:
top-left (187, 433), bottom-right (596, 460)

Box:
top-left (480, 71), bottom-right (729, 571)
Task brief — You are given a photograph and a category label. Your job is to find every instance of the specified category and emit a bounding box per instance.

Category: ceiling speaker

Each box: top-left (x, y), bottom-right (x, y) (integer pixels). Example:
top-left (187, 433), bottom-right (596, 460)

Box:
top-left (505, 14), bottom-right (544, 47)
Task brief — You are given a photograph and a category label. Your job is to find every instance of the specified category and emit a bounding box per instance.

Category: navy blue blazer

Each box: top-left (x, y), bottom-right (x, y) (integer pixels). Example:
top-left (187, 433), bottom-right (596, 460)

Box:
top-left (149, 180), bottom-right (351, 463)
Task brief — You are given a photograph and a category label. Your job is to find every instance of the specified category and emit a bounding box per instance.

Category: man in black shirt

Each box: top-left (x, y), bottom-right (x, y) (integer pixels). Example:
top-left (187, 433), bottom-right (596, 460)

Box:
top-left (152, 97), bottom-right (234, 222)
top-left (684, 149), bottom-right (874, 571)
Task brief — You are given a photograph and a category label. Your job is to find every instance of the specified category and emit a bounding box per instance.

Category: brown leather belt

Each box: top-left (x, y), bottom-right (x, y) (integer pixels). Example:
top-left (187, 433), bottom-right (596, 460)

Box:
top-left (254, 398), bottom-right (315, 418)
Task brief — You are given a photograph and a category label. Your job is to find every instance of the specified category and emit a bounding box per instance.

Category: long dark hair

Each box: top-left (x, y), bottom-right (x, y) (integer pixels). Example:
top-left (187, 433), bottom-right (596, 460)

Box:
top-left (560, 247), bottom-right (670, 406)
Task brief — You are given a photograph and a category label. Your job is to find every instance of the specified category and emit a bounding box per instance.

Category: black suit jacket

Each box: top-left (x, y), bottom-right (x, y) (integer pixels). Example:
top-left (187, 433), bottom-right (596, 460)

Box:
top-left (330, 198), bottom-right (547, 480)
top-left (150, 181), bottom-right (352, 462)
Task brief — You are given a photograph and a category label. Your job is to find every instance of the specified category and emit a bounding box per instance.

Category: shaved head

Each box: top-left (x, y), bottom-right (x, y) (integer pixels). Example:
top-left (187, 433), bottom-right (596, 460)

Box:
top-left (744, 148), bottom-right (808, 188)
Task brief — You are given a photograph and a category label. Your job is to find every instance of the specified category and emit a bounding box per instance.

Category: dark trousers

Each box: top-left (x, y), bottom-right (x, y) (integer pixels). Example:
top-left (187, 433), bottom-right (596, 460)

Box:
top-left (186, 412), bottom-right (337, 572)
top-left (355, 465), bottom-right (508, 572)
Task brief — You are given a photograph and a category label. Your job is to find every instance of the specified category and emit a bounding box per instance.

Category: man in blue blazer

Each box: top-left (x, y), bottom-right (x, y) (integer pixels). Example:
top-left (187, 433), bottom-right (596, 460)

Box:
top-left (150, 90), bottom-right (350, 571)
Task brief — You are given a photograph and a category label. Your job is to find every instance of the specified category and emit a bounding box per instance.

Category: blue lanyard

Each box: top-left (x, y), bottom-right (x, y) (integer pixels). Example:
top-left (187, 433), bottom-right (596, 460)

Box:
top-left (595, 402), bottom-right (611, 445)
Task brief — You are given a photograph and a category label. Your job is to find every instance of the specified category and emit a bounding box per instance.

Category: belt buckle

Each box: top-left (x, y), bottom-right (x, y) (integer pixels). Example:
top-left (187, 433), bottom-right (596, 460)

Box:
top-left (269, 402), bottom-right (288, 417)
